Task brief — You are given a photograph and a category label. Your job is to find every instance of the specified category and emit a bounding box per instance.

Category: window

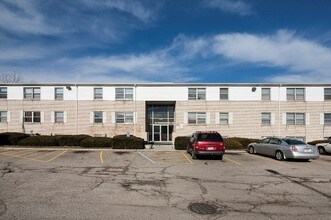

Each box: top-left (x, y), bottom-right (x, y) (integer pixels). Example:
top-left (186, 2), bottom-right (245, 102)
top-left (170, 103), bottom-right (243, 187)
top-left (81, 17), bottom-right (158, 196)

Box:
top-left (94, 111), bottom-right (103, 123)
top-left (0, 87), bottom-right (7, 99)
top-left (24, 111), bottom-right (41, 123)
top-left (188, 88), bottom-right (206, 100)
top-left (94, 88), bottom-right (103, 100)
top-left (220, 88), bottom-right (228, 100)
top-left (55, 87), bottom-right (63, 100)
top-left (188, 112), bottom-right (206, 124)
top-left (0, 111), bottom-right (7, 123)
top-left (261, 113), bottom-right (271, 125)
top-left (287, 88), bottom-right (305, 101)
top-left (286, 113), bottom-right (305, 125)
top-left (24, 87), bottom-right (40, 100)
top-left (219, 113), bottom-right (229, 125)
top-left (116, 112), bottom-right (134, 124)
top-left (325, 113), bottom-right (331, 125)
top-left (325, 88), bottom-right (331, 100)
top-left (55, 112), bottom-right (64, 123)
top-left (261, 88), bottom-right (270, 100)
top-left (115, 88), bottom-right (133, 100)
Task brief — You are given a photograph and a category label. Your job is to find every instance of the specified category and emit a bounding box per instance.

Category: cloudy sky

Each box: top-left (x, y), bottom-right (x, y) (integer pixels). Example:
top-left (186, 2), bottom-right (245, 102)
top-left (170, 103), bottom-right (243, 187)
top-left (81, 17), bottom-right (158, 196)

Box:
top-left (0, 0), bottom-right (331, 83)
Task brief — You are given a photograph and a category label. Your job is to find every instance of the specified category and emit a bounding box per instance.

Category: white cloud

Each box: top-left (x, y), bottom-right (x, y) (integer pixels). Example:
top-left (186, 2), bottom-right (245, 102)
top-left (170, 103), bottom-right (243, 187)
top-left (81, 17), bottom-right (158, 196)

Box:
top-left (203, 0), bottom-right (253, 16)
top-left (212, 30), bottom-right (331, 82)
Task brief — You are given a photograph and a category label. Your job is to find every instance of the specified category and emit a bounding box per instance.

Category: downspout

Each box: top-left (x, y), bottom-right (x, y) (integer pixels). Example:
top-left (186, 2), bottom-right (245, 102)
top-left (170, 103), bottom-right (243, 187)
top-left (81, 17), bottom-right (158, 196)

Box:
top-left (75, 84), bottom-right (78, 135)
top-left (278, 84), bottom-right (282, 136)
top-left (134, 84), bottom-right (137, 136)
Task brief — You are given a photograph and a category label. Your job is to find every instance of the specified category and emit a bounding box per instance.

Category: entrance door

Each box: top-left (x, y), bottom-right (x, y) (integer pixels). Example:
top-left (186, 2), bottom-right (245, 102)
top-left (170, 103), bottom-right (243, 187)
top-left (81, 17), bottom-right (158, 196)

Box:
top-left (152, 125), bottom-right (169, 142)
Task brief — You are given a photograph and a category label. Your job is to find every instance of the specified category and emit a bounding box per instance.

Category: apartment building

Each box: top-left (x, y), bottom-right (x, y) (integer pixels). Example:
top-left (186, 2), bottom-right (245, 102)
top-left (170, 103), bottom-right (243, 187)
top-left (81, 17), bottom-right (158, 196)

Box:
top-left (0, 83), bottom-right (331, 143)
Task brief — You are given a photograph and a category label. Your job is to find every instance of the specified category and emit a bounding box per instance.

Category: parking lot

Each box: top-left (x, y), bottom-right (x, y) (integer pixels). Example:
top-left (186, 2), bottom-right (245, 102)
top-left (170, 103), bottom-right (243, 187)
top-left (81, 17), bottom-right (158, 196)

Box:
top-left (0, 148), bottom-right (330, 219)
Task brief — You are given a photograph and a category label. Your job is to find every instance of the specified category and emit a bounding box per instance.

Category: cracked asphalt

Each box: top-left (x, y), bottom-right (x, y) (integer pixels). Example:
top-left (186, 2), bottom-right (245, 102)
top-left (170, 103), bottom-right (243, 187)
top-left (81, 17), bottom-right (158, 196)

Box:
top-left (0, 149), bottom-right (330, 219)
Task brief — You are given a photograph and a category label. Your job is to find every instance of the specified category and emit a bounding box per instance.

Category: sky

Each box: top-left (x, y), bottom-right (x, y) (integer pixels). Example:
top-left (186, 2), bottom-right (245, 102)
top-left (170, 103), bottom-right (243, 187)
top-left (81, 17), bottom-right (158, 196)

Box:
top-left (0, 0), bottom-right (331, 84)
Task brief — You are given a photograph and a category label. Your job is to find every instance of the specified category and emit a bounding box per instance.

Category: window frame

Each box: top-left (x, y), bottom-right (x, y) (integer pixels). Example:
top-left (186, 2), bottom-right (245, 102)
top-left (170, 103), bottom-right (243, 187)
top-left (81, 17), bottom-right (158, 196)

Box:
top-left (115, 88), bottom-right (133, 100)
top-left (188, 112), bottom-right (206, 124)
top-left (0, 87), bottom-right (7, 99)
top-left (261, 112), bottom-right (271, 125)
top-left (220, 88), bottom-right (229, 100)
top-left (94, 87), bottom-right (103, 100)
top-left (94, 111), bottom-right (103, 123)
top-left (54, 87), bottom-right (64, 100)
top-left (188, 88), bottom-right (206, 100)
top-left (219, 112), bottom-right (229, 125)
top-left (24, 87), bottom-right (41, 100)
top-left (324, 113), bottom-right (331, 125)
top-left (286, 88), bottom-right (305, 101)
top-left (324, 88), bottom-right (331, 100)
top-left (286, 113), bottom-right (305, 125)
top-left (261, 88), bottom-right (271, 100)
top-left (24, 111), bottom-right (41, 123)
top-left (54, 111), bottom-right (64, 123)
top-left (0, 111), bottom-right (7, 123)
top-left (115, 112), bottom-right (134, 124)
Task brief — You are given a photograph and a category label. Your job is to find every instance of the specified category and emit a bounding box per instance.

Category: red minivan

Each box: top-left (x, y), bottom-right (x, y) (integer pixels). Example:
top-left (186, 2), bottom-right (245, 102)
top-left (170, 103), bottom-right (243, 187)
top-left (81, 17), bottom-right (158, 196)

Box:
top-left (187, 131), bottom-right (225, 160)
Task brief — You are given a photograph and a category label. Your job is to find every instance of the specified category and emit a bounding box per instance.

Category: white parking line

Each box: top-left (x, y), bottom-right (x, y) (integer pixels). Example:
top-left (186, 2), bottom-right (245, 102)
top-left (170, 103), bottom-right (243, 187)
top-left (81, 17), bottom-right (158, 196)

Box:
top-left (138, 152), bottom-right (156, 164)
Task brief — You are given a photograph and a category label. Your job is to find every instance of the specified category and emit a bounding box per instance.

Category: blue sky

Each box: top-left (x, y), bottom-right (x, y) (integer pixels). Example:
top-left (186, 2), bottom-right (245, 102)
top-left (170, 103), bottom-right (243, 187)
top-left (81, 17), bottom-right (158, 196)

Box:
top-left (0, 0), bottom-right (331, 83)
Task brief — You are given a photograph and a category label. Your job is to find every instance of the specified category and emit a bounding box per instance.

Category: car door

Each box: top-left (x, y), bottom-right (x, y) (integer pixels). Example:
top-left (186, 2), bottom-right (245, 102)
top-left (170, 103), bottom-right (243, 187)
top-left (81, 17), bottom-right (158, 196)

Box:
top-left (256, 138), bottom-right (271, 155)
top-left (267, 138), bottom-right (282, 156)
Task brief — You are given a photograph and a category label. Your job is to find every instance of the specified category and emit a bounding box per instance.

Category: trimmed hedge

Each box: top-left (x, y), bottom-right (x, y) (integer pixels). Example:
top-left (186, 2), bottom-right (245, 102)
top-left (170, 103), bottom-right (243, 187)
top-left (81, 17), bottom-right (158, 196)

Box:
top-left (55, 135), bottom-right (91, 146)
top-left (0, 132), bottom-right (30, 145)
top-left (174, 136), bottom-right (190, 150)
top-left (80, 137), bottom-right (112, 148)
top-left (308, 140), bottom-right (329, 145)
top-left (112, 135), bottom-right (145, 149)
top-left (18, 136), bottom-right (59, 146)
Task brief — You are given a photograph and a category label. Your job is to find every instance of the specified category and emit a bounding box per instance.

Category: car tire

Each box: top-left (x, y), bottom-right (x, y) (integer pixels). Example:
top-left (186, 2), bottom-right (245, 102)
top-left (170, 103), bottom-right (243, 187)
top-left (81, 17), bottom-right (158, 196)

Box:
top-left (192, 150), bottom-right (197, 160)
top-left (248, 146), bottom-right (255, 154)
top-left (219, 155), bottom-right (223, 160)
top-left (186, 146), bottom-right (190, 153)
top-left (275, 151), bottom-right (284, 161)
top-left (318, 146), bottom-right (326, 155)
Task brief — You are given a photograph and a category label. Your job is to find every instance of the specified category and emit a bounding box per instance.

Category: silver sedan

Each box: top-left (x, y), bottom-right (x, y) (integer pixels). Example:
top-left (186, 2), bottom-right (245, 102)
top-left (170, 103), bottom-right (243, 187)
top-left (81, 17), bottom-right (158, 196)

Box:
top-left (247, 137), bottom-right (320, 161)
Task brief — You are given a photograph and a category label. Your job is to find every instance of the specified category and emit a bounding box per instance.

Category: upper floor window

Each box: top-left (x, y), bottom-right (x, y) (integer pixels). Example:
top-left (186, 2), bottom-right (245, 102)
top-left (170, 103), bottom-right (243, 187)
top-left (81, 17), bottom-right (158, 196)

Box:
top-left (261, 112), bottom-right (271, 125)
top-left (287, 88), bottom-right (305, 101)
top-left (54, 87), bottom-right (63, 100)
top-left (24, 87), bottom-right (40, 100)
top-left (0, 111), bottom-right (7, 123)
top-left (94, 111), bottom-right (103, 123)
top-left (24, 111), bottom-right (41, 123)
top-left (55, 111), bottom-right (64, 123)
top-left (219, 113), bottom-right (229, 125)
top-left (115, 88), bottom-right (133, 100)
top-left (116, 112), bottom-right (134, 124)
top-left (188, 88), bottom-right (206, 100)
top-left (188, 112), bottom-right (206, 124)
top-left (261, 88), bottom-right (270, 100)
top-left (220, 88), bottom-right (229, 100)
top-left (94, 88), bottom-right (103, 100)
top-left (325, 88), bottom-right (331, 100)
top-left (0, 87), bottom-right (7, 99)
top-left (324, 113), bottom-right (331, 125)
top-left (286, 113), bottom-right (305, 125)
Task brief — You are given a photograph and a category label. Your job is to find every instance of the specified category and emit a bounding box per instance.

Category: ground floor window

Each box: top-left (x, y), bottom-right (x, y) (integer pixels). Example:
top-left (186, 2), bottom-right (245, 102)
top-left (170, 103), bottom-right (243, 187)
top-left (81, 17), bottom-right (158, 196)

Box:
top-left (0, 111), bottom-right (7, 123)
top-left (219, 113), bottom-right (229, 125)
top-left (94, 111), bottom-right (103, 123)
top-left (324, 113), bottom-right (331, 125)
top-left (188, 112), bottom-right (206, 124)
top-left (261, 112), bottom-right (271, 125)
top-left (116, 112), bottom-right (134, 124)
top-left (24, 111), bottom-right (40, 123)
top-left (286, 113), bottom-right (305, 125)
top-left (55, 112), bottom-right (64, 123)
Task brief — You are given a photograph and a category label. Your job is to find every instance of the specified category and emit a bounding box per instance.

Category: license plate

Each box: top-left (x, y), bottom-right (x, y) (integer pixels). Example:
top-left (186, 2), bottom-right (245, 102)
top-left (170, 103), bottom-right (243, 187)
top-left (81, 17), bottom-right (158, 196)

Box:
top-left (304, 149), bottom-right (312, 152)
top-left (207, 147), bottom-right (214, 150)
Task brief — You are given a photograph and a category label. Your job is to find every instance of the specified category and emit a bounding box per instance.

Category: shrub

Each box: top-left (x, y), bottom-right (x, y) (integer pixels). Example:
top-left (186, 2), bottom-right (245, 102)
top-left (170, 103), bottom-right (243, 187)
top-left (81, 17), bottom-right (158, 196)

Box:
top-left (55, 135), bottom-right (91, 146)
top-left (0, 132), bottom-right (30, 145)
top-left (224, 138), bottom-right (243, 149)
top-left (112, 135), bottom-right (145, 149)
top-left (174, 136), bottom-right (190, 150)
top-left (18, 136), bottom-right (59, 147)
top-left (80, 137), bottom-right (112, 148)
top-left (308, 140), bottom-right (329, 145)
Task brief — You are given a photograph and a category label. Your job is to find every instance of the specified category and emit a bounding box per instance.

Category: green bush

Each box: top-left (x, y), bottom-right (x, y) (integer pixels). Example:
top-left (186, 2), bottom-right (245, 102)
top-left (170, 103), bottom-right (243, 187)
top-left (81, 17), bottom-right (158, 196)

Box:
top-left (112, 135), bottom-right (145, 149)
top-left (0, 132), bottom-right (30, 145)
top-left (308, 140), bottom-right (328, 145)
top-left (56, 135), bottom-right (91, 146)
top-left (18, 136), bottom-right (59, 147)
top-left (174, 136), bottom-right (190, 150)
top-left (224, 138), bottom-right (243, 149)
top-left (80, 137), bottom-right (112, 148)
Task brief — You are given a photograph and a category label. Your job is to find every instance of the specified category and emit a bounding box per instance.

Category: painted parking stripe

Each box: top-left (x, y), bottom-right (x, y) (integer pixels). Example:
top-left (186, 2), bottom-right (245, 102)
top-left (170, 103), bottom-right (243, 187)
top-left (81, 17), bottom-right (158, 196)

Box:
top-left (138, 152), bottom-right (156, 164)
top-left (46, 150), bottom-right (67, 162)
top-left (100, 151), bottom-right (104, 164)
top-left (223, 156), bottom-right (242, 165)
top-left (181, 151), bottom-right (193, 164)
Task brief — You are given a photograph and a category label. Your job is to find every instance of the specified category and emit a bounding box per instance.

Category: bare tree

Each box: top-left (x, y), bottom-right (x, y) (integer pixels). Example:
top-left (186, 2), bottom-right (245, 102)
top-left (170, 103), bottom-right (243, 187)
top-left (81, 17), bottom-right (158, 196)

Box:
top-left (0, 73), bottom-right (23, 83)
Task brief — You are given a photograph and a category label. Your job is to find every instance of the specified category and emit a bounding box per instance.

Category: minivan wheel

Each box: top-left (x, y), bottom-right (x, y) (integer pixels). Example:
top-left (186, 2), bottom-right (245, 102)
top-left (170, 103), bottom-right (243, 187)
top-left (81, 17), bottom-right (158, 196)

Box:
top-left (275, 151), bottom-right (284, 161)
top-left (248, 146), bottom-right (255, 154)
top-left (219, 155), bottom-right (223, 160)
top-left (318, 146), bottom-right (326, 155)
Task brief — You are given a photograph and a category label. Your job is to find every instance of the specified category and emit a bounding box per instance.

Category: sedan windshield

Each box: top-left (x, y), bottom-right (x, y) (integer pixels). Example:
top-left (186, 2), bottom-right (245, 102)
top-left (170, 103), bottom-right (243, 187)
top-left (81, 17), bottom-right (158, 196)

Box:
top-left (283, 139), bottom-right (305, 145)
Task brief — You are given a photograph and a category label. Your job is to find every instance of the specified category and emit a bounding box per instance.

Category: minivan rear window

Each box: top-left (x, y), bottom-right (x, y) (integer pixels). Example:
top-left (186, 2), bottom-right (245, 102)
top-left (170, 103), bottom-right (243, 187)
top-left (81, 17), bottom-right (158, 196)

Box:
top-left (197, 133), bottom-right (223, 142)
top-left (283, 139), bottom-right (305, 145)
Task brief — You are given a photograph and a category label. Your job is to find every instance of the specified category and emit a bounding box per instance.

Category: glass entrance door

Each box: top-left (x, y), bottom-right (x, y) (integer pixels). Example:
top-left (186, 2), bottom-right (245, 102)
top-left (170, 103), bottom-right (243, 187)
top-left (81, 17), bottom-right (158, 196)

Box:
top-left (152, 125), bottom-right (169, 142)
